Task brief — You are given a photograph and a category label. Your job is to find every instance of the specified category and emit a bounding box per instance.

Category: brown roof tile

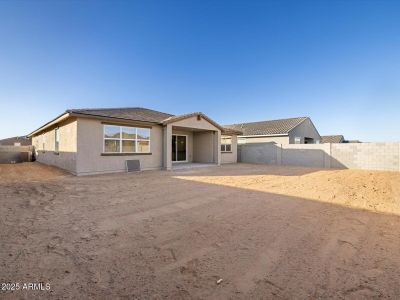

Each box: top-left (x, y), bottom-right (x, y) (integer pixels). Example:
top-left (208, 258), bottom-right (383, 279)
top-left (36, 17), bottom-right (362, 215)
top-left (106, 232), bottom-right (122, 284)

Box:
top-left (224, 117), bottom-right (308, 136)
top-left (67, 107), bottom-right (173, 123)
top-left (321, 135), bottom-right (345, 143)
top-left (31, 107), bottom-right (241, 136)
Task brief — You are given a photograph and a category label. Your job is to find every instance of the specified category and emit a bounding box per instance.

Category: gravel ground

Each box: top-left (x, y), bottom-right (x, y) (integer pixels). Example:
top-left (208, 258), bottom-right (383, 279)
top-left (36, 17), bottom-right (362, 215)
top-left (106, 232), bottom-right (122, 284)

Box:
top-left (0, 162), bottom-right (400, 299)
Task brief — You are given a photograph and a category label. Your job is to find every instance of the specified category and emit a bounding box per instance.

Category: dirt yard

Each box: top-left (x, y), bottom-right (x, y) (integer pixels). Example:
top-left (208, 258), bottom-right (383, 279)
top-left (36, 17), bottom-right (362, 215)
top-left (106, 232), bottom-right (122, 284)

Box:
top-left (1, 162), bottom-right (400, 299)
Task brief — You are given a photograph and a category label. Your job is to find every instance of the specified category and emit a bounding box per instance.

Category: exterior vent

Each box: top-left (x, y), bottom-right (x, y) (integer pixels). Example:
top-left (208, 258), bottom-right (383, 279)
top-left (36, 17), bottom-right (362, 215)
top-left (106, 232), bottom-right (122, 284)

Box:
top-left (125, 159), bottom-right (141, 172)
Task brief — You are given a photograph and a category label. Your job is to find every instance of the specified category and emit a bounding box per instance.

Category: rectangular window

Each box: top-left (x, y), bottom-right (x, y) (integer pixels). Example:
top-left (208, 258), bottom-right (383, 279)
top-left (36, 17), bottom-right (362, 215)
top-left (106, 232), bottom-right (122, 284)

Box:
top-left (103, 125), bottom-right (151, 153)
top-left (55, 128), bottom-right (60, 152)
top-left (221, 136), bottom-right (232, 152)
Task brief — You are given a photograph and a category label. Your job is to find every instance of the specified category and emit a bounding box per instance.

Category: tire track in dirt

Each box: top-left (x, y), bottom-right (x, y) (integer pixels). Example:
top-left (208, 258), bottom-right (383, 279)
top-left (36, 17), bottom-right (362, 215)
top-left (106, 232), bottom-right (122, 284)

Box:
top-left (311, 212), bottom-right (372, 298)
top-left (97, 191), bottom-right (227, 231)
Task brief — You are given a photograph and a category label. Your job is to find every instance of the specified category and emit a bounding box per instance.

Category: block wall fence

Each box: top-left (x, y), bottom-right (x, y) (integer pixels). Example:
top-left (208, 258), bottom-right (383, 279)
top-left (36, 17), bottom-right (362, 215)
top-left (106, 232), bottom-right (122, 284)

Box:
top-left (238, 142), bottom-right (400, 172)
top-left (0, 145), bottom-right (34, 163)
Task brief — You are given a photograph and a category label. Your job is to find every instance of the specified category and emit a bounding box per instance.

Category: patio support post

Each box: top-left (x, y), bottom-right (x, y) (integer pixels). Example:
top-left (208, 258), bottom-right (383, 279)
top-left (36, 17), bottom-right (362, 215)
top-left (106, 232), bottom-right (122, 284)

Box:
top-left (163, 124), bottom-right (172, 170)
top-left (213, 130), bottom-right (221, 165)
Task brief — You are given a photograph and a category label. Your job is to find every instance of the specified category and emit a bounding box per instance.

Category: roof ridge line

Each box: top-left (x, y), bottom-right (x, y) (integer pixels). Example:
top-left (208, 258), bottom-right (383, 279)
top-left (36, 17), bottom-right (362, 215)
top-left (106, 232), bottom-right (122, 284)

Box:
top-left (67, 107), bottom-right (172, 112)
top-left (287, 116), bottom-right (309, 133)
top-left (225, 116), bottom-right (308, 126)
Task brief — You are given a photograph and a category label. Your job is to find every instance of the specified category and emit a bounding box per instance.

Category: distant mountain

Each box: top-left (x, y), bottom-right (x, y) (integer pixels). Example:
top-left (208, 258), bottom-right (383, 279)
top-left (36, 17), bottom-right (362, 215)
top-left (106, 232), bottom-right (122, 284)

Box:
top-left (0, 136), bottom-right (31, 146)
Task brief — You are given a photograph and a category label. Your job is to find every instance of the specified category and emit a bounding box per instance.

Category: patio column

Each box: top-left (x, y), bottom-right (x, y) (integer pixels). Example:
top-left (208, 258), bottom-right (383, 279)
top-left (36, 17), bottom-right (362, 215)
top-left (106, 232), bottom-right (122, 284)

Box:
top-left (163, 124), bottom-right (172, 170)
top-left (213, 130), bottom-right (221, 165)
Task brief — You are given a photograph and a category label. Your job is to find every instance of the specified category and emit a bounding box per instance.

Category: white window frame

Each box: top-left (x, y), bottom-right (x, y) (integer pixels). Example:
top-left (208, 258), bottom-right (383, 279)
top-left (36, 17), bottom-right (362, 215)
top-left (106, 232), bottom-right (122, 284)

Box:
top-left (103, 125), bottom-right (151, 154)
top-left (221, 136), bottom-right (232, 152)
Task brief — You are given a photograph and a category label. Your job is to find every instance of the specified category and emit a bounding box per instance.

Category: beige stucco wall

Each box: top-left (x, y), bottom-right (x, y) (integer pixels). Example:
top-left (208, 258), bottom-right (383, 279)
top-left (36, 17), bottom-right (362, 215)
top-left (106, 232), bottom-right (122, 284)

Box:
top-left (238, 135), bottom-right (289, 144)
top-left (32, 113), bottom-right (236, 175)
top-left (32, 118), bottom-right (78, 174)
top-left (193, 131), bottom-right (214, 163)
top-left (171, 115), bottom-right (220, 131)
top-left (76, 118), bottom-right (163, 175)
top-left (221, 135), bottom-right (238, 164)
top-left (214, 130), bottom-right (222, 165)
top-left (288, 118), bottom-right (321, 144)
top-left (163, 124), bottom-right (172, 169)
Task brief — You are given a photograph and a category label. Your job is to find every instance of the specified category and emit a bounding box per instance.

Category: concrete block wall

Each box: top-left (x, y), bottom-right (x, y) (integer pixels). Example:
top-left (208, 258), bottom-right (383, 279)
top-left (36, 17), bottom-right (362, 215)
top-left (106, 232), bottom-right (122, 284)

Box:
top-left (280, 144), bottom-right (330, 168)
top-left (239, 143), bottom-right (278, 164)
top-left (331, 143), bottom-right (399, 172)
top-left (239, 143), bottom-right (400, 172)
top-left (0, 145), bottom-right (34, 163)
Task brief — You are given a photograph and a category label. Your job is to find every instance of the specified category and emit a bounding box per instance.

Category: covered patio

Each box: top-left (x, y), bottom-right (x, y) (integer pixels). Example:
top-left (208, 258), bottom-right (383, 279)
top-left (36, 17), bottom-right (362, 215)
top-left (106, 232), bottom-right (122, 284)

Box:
top-left (162, 113), bottom-right (222, 170)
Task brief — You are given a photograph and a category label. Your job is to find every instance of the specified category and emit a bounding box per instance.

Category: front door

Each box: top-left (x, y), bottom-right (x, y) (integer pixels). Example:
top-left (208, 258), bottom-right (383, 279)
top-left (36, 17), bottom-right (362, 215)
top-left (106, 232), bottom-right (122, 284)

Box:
top-left (172, 135), bottom-right (187, 162)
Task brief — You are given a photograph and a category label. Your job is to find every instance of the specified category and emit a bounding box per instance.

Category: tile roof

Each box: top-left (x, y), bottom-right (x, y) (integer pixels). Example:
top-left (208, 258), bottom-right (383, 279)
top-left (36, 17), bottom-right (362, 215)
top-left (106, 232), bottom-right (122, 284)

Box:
top-left (67, 107), bottom-right (174, 123)
top-left (163, 112), bottom-right (224, 130)
top-left (68, 108), bottom-right (242, 133)
top-left (221, 127), bottom-right (243, 135)
top-left (163, 112), bottom-right (210, 124)
top-left (346, 140), bottom-right (362, 143)
top-left (30, 107), bottom-right (242, 136)
top-left (321, 135), bottom-right (345, 143)
top-left (224, 117), bottom-right (308, 136)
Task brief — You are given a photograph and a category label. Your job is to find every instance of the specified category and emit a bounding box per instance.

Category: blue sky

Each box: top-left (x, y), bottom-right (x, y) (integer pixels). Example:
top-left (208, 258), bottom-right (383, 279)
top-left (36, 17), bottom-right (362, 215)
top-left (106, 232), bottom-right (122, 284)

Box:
top-left (0, 0), bottom-right (399, 141)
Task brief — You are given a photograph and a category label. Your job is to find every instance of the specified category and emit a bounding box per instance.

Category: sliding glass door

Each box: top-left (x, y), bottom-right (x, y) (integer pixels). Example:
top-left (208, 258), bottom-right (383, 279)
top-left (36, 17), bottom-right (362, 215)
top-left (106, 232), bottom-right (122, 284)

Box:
top-left (172, 135), bottom-right (187, 162)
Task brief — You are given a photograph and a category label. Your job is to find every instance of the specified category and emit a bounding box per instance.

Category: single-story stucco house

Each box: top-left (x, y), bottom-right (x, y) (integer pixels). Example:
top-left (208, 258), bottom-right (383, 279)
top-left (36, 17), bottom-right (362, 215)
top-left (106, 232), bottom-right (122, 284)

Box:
top-left (224, 117), bottom-right (321, 145)
top-left (321, 135), bottom-right (362, 144)
top-left (27, 108), bottom-right (242, 176)
top-left (346, 140), bottom-right (362, 143)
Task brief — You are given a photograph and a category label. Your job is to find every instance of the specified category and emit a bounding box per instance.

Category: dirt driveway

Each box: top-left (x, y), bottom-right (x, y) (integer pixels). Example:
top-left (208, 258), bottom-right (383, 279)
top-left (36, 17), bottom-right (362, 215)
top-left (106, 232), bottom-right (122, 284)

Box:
top-left (1, 162), bottom-right (400, 299)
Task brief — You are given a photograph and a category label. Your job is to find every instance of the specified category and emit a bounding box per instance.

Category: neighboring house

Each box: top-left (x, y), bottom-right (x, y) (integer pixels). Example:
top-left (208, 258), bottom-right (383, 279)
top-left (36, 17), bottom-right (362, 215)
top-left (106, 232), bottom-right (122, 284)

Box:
top-left (0, 136), bottom-right (31, 146)
top-left (28, 108), bottom-right (241, 175)
top-left (346, 140), bottom-right (362, 143)
top-left (321, 135), bottom-right (362, 143)
top-left (321, 135), bottom-right (345, 143)
top-left (225, 117), bottom-right (321, 144)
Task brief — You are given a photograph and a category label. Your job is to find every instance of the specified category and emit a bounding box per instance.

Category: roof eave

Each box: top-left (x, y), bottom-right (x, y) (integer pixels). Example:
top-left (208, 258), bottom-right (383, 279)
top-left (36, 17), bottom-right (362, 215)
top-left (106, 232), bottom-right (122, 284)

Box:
top-left (162, 112), bottom-right (225, 131)
top-left (28, 111), bottom-right (164, 137)
top-left (239, 134), bottom-right (289, 137)
top-left (68, 111), bottom-right (162, 126)
top-left (27, 112), bottom-right (71, 137)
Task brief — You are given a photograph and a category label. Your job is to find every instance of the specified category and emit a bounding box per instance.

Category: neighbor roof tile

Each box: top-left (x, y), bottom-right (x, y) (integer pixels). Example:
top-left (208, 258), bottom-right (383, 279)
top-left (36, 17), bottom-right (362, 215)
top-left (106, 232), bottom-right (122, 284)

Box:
top-left (224, 117), bottom-right (308, 136)
top-left (321, 135), bottom-right (345, 143)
